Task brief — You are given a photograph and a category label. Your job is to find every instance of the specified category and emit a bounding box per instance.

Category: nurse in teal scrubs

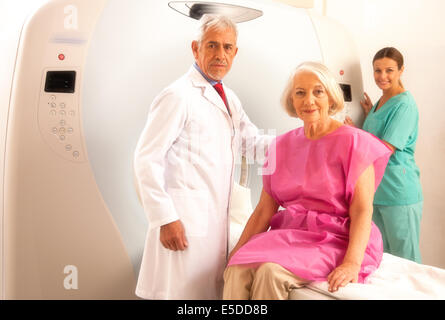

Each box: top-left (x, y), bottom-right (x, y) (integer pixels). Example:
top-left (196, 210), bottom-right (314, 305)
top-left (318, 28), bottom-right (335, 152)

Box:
top-left (345, 47), bottom-right (423, 263)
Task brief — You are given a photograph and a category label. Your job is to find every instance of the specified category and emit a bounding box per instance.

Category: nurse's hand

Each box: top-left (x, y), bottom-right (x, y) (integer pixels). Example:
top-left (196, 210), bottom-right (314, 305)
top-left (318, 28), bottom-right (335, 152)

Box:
top-left (160, 220), bottom-right (189, 251)
top-left (344, 116), bottom-right (356, 127)
top-left (360, 92), bottom-right (373, 116)
top-left (326, 261), bottom-right (360, 292)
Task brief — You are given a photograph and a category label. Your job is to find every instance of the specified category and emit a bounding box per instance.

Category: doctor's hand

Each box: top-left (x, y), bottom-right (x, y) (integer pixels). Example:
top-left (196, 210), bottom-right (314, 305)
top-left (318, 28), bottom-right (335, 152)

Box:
top-left (327, 261), bottom-right (360, 292)
top-left (160, 220), bottom-right (189, 251)
top-left (360, 92), bottom-right (373, 116)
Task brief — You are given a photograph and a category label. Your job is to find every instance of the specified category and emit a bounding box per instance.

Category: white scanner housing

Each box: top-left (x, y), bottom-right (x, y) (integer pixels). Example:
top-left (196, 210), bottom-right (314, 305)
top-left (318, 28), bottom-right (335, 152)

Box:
top-left (0, 0), bottom-right (363, 299)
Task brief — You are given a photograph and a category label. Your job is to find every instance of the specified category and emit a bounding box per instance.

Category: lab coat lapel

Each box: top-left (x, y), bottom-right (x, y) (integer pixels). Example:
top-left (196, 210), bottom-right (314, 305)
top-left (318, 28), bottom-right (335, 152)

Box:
top-left (188, 67), bottom-right (230, 116)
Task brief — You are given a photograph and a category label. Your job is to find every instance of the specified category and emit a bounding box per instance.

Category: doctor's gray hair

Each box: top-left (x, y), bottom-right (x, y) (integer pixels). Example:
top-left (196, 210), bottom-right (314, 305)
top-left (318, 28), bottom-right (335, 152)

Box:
top-left (281, 61), bottom-right (345, 118)
top-left (195, 14), bottom-right (238, 44)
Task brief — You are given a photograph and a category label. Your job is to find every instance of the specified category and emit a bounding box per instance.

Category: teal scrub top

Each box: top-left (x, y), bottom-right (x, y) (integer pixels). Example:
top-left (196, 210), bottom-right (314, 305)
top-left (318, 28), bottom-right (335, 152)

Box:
top-left (362, 91), bottom-right (423, 206)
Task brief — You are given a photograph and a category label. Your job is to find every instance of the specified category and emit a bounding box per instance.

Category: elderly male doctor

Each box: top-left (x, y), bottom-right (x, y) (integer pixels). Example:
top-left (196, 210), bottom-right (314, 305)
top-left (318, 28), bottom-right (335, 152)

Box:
top-left (134, 14), bottom-right (272, 299)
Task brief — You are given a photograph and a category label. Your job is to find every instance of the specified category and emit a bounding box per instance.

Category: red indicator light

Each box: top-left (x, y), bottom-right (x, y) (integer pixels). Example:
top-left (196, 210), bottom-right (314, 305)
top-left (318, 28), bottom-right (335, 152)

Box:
top-left (340, 70), bottom-right (344, 76)
top-left (58, 53), bottom-right (65, 60)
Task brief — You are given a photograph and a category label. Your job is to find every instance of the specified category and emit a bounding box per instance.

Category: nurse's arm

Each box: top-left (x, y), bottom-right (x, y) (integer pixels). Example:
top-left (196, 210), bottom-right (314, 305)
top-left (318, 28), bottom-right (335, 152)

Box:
top-left (327, 164), bottom-right (375, 292)
top-left (380, 139), bottom-right (395, 154)
top-left (228, 188), bottom-right (279, 262)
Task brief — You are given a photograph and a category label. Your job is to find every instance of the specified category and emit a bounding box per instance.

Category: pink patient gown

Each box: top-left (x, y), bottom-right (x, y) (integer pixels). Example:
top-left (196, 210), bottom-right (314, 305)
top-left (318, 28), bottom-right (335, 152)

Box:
top-left (228, 125), bottom-right (392, 283)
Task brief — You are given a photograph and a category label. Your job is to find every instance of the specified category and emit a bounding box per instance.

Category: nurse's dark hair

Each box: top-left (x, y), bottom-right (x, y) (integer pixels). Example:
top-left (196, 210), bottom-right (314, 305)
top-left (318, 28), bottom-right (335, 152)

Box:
top-left (373, 47), bottom-right (404, 88)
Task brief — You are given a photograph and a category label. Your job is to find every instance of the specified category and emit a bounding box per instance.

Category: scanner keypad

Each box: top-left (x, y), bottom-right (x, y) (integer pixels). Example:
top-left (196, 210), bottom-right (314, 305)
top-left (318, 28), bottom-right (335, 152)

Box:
top-left (38, 88), bottom-right (85, 162)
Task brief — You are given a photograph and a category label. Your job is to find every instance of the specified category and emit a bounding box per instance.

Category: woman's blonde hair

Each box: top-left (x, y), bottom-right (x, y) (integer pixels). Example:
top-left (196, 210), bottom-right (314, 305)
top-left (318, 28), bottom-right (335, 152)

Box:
top-left (281, 61), bottom-right (344, 118)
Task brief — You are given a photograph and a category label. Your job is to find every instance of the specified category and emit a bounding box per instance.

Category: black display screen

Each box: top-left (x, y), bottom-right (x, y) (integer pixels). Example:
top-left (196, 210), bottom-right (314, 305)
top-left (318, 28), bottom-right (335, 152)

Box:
top-left (44, 71), bottom-right (76, 93)
top-left (339, 83), bottom-right (352, 102)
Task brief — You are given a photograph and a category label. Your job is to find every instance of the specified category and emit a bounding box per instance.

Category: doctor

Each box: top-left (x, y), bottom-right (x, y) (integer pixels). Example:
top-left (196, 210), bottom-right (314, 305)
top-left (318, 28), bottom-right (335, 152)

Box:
top-left (134, 14), bottom-right (271, 299)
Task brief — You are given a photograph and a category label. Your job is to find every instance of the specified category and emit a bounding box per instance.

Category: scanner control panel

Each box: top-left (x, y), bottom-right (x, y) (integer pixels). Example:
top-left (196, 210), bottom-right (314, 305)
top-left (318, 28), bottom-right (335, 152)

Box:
top-left (38, 69), bottom-right (85, 162)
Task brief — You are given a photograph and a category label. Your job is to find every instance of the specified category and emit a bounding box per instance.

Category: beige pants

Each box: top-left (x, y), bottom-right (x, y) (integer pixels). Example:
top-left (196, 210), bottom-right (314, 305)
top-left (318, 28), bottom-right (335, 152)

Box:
top-left (223, 262), bottom-right (309, 300)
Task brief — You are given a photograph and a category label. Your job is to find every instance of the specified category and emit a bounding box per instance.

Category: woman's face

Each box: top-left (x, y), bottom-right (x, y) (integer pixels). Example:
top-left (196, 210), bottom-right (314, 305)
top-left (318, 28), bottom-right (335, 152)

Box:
top-left (292, 71), bottom-right (332, 124)
top-left (373, 57), bottom-right (404, 91)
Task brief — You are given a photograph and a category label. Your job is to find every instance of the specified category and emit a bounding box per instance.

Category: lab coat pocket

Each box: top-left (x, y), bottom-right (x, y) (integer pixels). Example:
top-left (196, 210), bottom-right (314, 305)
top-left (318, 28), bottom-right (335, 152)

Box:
top-left (168, 188), bottom-right (209, 237)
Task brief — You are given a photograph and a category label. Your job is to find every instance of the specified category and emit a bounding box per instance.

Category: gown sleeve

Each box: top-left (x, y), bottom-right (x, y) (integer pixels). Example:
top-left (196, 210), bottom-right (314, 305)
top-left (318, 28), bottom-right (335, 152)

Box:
top-left (345, 129), bottom-right (392, 204)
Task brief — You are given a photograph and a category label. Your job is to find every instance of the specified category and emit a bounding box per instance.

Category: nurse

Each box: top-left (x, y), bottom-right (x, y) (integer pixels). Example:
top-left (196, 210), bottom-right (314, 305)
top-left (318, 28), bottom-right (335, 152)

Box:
top-left (345, 47), bottom-right (423, 263)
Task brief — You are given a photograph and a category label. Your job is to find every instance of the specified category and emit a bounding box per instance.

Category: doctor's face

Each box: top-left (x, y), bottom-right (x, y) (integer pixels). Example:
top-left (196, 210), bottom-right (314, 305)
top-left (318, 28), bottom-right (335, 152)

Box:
top-left (192, 27), bottom-right (238, 81)
top-left (291, 71), bottom-right (332, 124)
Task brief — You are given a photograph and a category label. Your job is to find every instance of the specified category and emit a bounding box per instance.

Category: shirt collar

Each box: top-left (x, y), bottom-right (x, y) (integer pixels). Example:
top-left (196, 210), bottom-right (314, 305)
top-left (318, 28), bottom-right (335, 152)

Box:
top-left (193, 62), bottom-right (221, 86)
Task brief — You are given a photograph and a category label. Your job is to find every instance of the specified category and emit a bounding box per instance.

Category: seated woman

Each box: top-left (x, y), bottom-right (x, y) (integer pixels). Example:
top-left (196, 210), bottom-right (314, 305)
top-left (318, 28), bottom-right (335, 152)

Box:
top-left (223, 62), bottom-right (392, 300)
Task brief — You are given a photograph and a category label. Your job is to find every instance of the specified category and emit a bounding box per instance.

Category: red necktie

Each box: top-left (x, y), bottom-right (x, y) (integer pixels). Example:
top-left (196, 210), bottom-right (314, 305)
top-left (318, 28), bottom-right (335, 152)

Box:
top-left (213, 83), bottom-right (231, 116)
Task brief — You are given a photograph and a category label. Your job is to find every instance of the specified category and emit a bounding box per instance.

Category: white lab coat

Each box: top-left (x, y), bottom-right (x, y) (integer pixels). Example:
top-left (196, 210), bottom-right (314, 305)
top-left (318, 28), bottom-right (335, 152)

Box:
top-left (134, 66), bottom-right (271, 299)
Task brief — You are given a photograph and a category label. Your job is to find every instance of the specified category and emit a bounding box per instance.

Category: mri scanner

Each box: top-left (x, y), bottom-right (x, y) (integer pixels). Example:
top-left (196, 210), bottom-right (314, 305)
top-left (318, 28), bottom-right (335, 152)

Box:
top-left (0, 0), bottom-right (367, 299)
